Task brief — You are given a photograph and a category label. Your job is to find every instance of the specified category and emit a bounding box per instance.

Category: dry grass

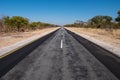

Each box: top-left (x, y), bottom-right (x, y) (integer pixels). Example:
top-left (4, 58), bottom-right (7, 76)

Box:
top-left (66, 27), bottom-right (120, 47)
top-left (0, 27), bottom-right (58, 48)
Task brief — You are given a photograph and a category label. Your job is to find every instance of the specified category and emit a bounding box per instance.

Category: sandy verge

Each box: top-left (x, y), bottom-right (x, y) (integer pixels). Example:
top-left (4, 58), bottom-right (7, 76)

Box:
top-left (66, 27), bottom-right (120, 57)
top-left (0, 27), bottom-right (59, 57)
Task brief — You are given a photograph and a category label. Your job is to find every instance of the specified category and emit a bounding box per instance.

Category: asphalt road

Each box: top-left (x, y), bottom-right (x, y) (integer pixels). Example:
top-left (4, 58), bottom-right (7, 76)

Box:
top-left (0, 28), bottom-right (119, 80)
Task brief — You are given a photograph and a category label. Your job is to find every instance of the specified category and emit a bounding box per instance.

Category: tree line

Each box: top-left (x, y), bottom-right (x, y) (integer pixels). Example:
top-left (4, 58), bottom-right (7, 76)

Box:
top-left (0, 16), bottom-right (59, 32)
top-left (64, 10), bottom-right (120, 29)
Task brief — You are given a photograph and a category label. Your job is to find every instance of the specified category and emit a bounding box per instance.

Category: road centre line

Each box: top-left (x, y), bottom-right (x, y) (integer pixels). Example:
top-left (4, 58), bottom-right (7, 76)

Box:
top-left (61, 40), bottom-right (63, 48)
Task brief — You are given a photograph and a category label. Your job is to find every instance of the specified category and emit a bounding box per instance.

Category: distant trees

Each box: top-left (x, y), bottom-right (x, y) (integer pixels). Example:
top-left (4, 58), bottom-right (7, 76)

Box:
top-left (30, 22), bottom-right (38, 30)
top-left (115, 10), bottom-right (120, 25)
top-left (0, 18), bottom-right (5, 32)
top-left (90, 15), bottom-right (112, 28)
top-left (0, 16), bottom-right (58, 32)
top-left (2, 16), bottom-right (29, 32)
top-left (29, 21), bottom-right (58, 30)
top-left (91, 16), bottom-right (112, 24)
top-left (64, 20), bottom-right (86, 27)
top-left (65, 10), bottom-right (120, 29)
top-left (3, 16), bottom-right (12, 32)
top-left (10, 16), bottom-right (29, 32)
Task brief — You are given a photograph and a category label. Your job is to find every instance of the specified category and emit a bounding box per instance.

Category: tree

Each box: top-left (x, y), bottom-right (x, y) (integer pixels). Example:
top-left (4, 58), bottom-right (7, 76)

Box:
top-left (3, 16), bottom-right (12, 32)
top-left (104, 16), bottom-right (112, 23)
top-left (29, 22), bottom-right (38, 30)
top-left (0, 16), bottom-right (6, 32)
top-left (11, 16), bottom-right (29, 32)
top-left (74, 20), bottom-right (85, 27)
top-left (90, 15), bottom-right (112, 28)
top-left (115, 10), bottom-right (120, 25)
top-left (23, 18), bottom-right (29, 31)
top-left (0, 19), bottom-right (4, 32)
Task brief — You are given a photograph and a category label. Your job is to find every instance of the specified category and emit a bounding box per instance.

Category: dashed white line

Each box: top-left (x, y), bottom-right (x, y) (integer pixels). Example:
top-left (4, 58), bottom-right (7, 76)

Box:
top-left (61, 40), bottom-right (63, 48)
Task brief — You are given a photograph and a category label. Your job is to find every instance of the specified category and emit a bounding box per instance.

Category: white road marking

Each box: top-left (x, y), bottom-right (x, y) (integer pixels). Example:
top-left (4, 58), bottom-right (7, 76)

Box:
top-left (61, 40), bottom-right (63, 48)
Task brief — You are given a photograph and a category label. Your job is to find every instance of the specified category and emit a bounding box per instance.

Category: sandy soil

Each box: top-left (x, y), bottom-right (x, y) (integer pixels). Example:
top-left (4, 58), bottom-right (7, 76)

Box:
top-left (0, 28), bottom-right (58, 48)
top-left (0, 27), bottom-right (59, 57)
top-left (66, 27), bottom-right (120, 57)
top-left (66, 27), bottom-right (120, 47)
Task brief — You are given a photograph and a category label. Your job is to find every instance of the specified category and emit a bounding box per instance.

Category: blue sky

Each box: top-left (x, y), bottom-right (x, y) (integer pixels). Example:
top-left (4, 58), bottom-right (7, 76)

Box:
top-left (0, 0), bottom-right (120, 25)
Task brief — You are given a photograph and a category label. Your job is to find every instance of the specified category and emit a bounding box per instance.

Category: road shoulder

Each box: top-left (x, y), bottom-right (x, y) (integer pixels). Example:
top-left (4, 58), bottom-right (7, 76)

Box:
top-left (66, 28), bottom-right (120, 57)
top-left (0, 28), bottom-right (59, 58)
